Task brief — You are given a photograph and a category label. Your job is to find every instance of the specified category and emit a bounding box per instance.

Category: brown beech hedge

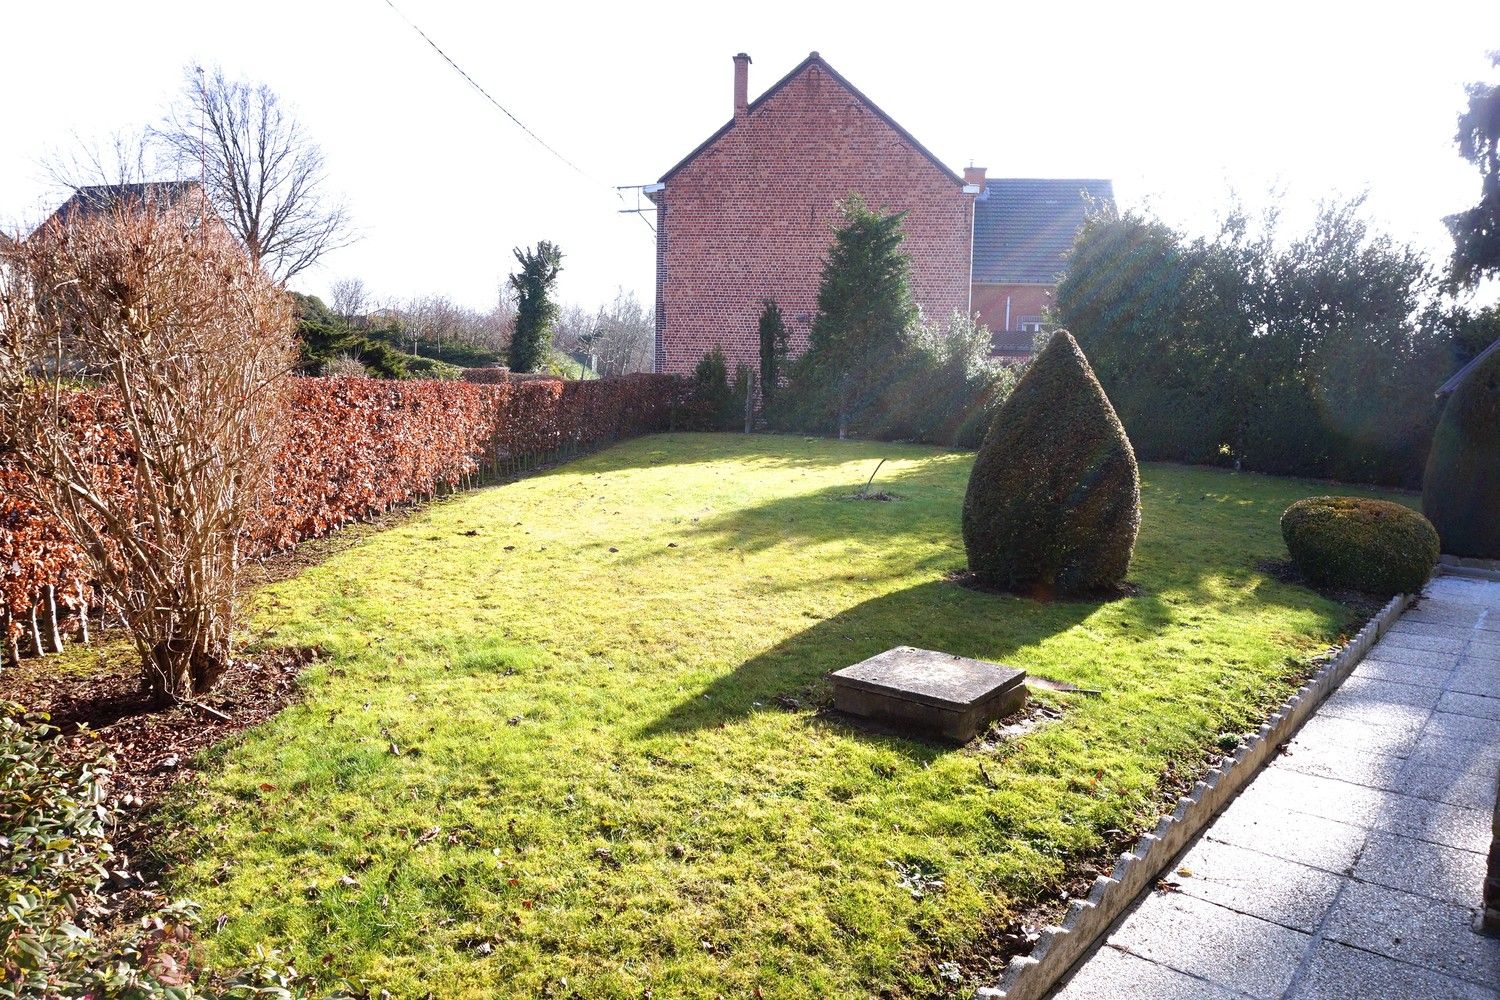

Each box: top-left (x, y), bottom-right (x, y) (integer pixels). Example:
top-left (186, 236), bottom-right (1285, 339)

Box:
top-left (2, 373), bottom-right (686, 650)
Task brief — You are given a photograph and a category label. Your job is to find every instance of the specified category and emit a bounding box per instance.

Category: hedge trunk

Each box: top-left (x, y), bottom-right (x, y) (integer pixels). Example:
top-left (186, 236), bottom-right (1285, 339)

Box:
top-left (1424, 346), bottom-right (1500, 557)
top-left (962, 332), bottom-right (1140, 595)
top-left (144, 635), bottom-right (232, 706)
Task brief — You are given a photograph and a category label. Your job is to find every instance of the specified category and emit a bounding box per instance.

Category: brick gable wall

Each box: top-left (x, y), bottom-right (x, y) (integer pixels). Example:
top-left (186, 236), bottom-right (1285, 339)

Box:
top-left (654, 61), bottom-right (974, 376)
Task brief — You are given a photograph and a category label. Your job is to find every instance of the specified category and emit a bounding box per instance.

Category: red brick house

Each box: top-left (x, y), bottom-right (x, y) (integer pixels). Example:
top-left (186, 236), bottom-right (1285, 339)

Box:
top-left (649, 52), bottom-right (1112, 373)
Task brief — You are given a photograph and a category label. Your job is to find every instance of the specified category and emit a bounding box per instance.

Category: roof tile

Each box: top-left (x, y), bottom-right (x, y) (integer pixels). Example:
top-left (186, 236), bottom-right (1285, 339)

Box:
top-left (41, 181), bottom-right (202, 230)
top-left (973, 179), bottom-right (1114, 284)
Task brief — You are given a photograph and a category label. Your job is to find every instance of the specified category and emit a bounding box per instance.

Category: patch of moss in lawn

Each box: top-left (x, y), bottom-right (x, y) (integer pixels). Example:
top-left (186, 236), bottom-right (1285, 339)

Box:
top-left (165, 434), bottom-right (1403, 998)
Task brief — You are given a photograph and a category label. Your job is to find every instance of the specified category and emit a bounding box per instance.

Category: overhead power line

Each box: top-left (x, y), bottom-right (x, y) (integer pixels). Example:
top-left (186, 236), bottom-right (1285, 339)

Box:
top-left (377, 0), bottom-right (655, 234)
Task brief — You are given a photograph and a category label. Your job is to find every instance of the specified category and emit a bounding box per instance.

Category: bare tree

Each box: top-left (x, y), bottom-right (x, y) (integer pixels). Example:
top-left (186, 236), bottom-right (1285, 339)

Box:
top-left (330, 277), bottom-right (367, 325)
top-left (588, 288), bottom-right (655, 376)
top-left (553, 290), bottom-right (653, 376)
top-left (379, 294), bottom-right (515, 358)
top-left (397, 295), bottom-right (440, 355)
top-left (41, 128), bottom-right (160, 195)
top-left (0, 202), bottom-right (296, 703)
top-left (156, 65), bottom-right (353, 281)
top-left (552, 303), bottom-right (592, 357)
top-left (489, 285), bottom-right (518, 349)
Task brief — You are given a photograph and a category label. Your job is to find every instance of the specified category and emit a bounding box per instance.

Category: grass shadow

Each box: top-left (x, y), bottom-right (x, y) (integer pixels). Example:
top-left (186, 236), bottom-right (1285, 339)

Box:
top-left (636, 579), bottom-right (1114, 742)
top-left (600, 459), bottom-right (974, 588)
top-left (633, 459), bottom-right (1370, 745)
top-left (572, 431), bottom-right (973, 478)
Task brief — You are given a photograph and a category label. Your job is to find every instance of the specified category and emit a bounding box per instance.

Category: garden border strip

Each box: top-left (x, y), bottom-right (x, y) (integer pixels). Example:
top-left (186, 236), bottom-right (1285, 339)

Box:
top-left (979, 588), bottom-right (1413, 1000)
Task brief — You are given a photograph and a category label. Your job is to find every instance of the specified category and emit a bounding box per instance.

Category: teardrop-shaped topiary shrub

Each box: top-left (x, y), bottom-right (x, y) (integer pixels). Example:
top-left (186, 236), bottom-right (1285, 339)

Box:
top-left (1423, 346), bottom-right (1500, 558)
top-left (1282, 497), bottom-right (1439, 596)
top-left (962, 331), bottom-right (1141, 596)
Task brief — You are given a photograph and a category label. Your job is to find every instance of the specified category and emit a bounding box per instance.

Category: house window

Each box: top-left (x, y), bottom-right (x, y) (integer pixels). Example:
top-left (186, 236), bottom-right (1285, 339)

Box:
top-left (1017, 316), bottom-right (1043, 333)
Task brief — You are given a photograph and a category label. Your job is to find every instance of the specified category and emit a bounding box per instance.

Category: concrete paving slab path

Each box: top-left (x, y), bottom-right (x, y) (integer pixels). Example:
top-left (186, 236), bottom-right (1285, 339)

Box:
top-left (1051, 575), bottom-right (1500, 999)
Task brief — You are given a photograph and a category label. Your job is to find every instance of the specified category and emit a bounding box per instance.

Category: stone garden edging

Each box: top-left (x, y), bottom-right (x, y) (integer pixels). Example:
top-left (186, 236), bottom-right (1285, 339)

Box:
top-left (1438, 554), bottom-right (1500, 582)
top-left (980, 589), bottom-right (1413, 1000)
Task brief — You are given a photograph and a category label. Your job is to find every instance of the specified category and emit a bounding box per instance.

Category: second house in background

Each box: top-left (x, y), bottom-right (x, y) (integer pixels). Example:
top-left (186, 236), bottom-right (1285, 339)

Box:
top-left (647, 51), bottom-right (1114, 374)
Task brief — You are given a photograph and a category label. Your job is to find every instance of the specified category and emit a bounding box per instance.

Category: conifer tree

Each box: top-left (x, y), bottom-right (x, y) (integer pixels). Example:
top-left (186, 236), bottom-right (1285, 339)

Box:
top-left (1447, 52), bottom-right (1500, 289)
top-left (805, 196), bottom-right (917, 437)
top-left (757, 298), bottom-right (788, 415)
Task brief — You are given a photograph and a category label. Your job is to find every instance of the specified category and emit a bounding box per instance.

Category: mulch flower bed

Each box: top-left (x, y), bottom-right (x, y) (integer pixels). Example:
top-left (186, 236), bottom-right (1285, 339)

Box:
top-left (8, 646), bottom-right (314, 817)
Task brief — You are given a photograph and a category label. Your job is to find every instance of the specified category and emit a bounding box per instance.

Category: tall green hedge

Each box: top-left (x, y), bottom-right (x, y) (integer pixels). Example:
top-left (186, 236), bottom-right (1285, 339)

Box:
top-left (1055, 204), bottom-right (1484, 488)
top-left (1424, 346), bottom-right (1500, 557)
top-left (962, 332), bottom-right (1140, 595)
top-left (775, 311), bottom-right (1012, 447)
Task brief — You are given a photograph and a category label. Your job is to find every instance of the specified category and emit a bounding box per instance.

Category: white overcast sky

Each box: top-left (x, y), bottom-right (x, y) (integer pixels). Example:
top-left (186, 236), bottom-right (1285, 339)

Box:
top-left (1, 1), bottom-right (1495, 312)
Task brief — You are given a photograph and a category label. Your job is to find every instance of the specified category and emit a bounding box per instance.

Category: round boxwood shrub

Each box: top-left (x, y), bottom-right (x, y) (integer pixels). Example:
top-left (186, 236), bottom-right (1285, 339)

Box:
top-left (1281, 497), bottom-right (1438, 596)
top-left (1423, 345), bottom-right (1500, 558)
top-left (962, 331), bottom-right (1140, 596)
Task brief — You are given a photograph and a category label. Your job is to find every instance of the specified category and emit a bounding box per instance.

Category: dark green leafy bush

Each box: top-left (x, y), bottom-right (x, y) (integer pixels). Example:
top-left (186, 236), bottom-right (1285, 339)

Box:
top-left (1423, 344), bottom-right (1500, 557)
top-left (364, 328), bottom-right (505, 369)
top-left (0, 704), bottom-right (196, 996)
top-left (1281, 497), bottom-right (1439, 596)
top-left (1056, 203), bottom-right (1478, 487)
top-left (775, 312), bottom-right (1014, 446)
top-left (962, 332), bottom-right (1140, 595)
top-left (683, 347), bottom-right (747, 431)
top-left (866, 313), bottom-right (1017, 447)
top-left (293, 293), bottom-right (422, 380)
top-left (0, 703), bottom-right (351, 998)
top-left (400, 355), bottom-right (463, 381)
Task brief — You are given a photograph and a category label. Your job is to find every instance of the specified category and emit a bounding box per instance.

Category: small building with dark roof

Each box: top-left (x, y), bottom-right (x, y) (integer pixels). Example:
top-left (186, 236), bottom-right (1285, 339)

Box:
top-left (971, 178), bottom-right (1115, 359)
top-left (36, 181), bottom-right (205, 233)
top-left (648, 53), bottom-right (1112, 373)
top-left (1437, 337), bottom-right (1500, 398)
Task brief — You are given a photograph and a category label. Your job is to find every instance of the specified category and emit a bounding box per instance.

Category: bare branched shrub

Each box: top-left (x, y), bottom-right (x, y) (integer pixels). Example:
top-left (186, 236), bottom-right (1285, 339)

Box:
top-left (0, 205), bottom-right (295, 703)
top-left (323, 353), bottom-right (368, 378)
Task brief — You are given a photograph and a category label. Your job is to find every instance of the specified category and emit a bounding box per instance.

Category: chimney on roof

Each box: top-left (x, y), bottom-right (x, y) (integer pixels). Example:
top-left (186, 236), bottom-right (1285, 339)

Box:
top-left (964, 166), bottom-right (987, 191)
top-left (733, 53), bottom-right (752, 121)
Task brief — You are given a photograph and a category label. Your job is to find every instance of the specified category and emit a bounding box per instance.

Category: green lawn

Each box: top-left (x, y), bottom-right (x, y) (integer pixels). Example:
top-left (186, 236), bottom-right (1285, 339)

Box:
top-left (166, 434), bottom-right (1399, 998)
